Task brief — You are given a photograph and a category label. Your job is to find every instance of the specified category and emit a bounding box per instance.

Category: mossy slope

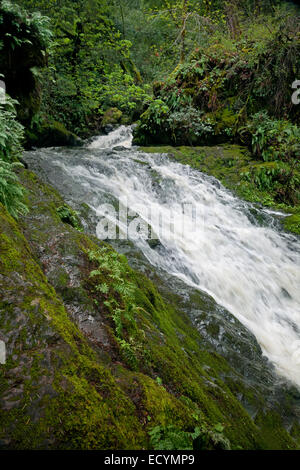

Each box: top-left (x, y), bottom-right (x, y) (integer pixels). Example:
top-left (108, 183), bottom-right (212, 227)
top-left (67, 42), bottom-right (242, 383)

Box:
top-left (0, 169), bottom-right (299, 449)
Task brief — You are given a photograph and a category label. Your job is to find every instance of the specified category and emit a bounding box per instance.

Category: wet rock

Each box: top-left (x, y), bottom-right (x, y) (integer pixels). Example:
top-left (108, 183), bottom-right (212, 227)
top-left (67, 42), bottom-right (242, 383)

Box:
top-left (104, 124), bottom-right (115, 134)
top-left (147, 238), bottom-right (162, 249)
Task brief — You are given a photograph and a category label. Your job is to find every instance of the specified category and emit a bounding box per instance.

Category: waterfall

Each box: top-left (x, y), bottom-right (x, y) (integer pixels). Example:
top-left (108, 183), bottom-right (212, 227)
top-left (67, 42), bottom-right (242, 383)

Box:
top-left (23, 126), bottom-right (300, 388)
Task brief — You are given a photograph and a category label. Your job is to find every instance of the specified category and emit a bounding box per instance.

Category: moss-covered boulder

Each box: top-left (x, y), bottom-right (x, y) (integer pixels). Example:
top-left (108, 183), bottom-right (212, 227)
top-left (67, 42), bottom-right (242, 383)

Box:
top-left (101, 108), bottom-right (123, 128)
top-left (25, 119), bottom-right (83, 149)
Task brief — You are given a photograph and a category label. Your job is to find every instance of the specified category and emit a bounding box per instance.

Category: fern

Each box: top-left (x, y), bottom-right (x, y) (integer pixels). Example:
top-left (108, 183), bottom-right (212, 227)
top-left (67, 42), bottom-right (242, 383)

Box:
top-left (95, 282), bottom-right (109, 294)
top-left (88, 246), bottom-right (144, 369)
top-left (0, 97), bottom-right (24, 161)
top-left (149, 423), bottom-right (231, 451)
top-left (0, 93), bottom-right (28, 218)
top-left (0, 160), bottom-right (28, 218)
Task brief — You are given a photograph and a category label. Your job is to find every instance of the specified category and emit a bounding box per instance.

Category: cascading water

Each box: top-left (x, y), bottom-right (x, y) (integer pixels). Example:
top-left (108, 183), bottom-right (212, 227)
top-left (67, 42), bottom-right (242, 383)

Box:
top-left (88, 125), bottom-right (133, 149)
top-left (24, 126), bottom-right (300, 388)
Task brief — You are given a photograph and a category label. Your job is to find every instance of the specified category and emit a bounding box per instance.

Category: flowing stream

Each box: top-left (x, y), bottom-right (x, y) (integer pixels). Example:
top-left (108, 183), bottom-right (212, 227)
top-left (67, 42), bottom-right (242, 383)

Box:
top-left (24, 126), bottom-right (300, 388)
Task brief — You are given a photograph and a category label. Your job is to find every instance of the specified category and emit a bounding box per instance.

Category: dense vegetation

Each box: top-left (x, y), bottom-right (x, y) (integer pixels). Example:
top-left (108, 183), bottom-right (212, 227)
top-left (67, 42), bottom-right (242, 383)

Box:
top-left (0, 0), bottom-right (300, 450)
top-left (0, 0), bottom-right (298, 223)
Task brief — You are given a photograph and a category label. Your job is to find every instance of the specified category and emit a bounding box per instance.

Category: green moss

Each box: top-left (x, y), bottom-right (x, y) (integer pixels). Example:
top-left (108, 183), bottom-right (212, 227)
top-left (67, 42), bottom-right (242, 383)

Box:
top-left (206, 106), bottom-right (238, 137)
top-left (139, 375), bottom-right (194, 429)
top-left (254, 411), bottom-right (297, 450)
top-left (101, 108), bottom-right (123, 127)
top-left (284, 213), bottom-right (300, 235)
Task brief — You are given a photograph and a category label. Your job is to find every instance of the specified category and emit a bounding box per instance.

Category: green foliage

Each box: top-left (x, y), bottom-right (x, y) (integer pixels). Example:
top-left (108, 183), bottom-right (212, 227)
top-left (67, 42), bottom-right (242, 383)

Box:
top-left (241, 166), bottom-right (280, 191)
top-left (149, 422), bottom-right (230, 450)
top-left (16, 0), bottom-right (150, 136)
top-left (241, 162), bottom-right (300, 206)
top-left (137, 99), bottom-right (169, 139)
top-left (0, 95), bottom-right (27, 218)
top-left (241, 112), bottom-right (300, 163)
top-left (0, 160), bottom-right (28, 218)
top-left (87, 247), bottom-right (146, 370)
top-left (149, 424), bottom-right (192, 450)
top-left (167, 107), bottom-right (213, 145)
top-left (11, 0), bottom-right (300, 139)
top-left (0, 1), bottom-right (55, 129)
top-left (0, 0), bottom-right (52, 51)
top-left (56, 204), bottom-right (83, 231)
top-left (135, 3), bottom-right (300, 146)
top-left (0, 96), bottom-right (24, 161)
top-left (97, 67), bottom-right (151, 115)
top-left (238, 112), bottom-right (300, 205)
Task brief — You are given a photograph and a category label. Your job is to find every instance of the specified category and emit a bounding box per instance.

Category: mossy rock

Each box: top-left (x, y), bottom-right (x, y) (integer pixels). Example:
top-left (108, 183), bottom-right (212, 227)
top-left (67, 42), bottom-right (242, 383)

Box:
top-left (101, 108), bottom-right (123, 127)
top-left (284, 213), bottom-right (300, 235)
top-left (205, 106), bottom-right (238, 141)
top-left (25, 119), bottom-right (83, 149)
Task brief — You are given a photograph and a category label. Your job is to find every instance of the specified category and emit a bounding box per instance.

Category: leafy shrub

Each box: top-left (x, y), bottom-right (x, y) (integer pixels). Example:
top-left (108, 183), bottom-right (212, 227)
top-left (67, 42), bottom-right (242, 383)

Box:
top-left (98, 66), bottom-right (151, 115)
top-left (149, 425), bottom-right (192, 450)
top-left (240, 112), bottom-right (300, 162)
top-left (135, 98), bottom-right (214, 146)
top-left (167, 107), bottom-right (214, 145)
top-left (0, 0), bottom-right (52, 50)
top-left (133, 99), bottom-right (169, 145)
top-left (142, 98), bottom-right (170, 127)
top-left (241, 162), bottom-right (300, 205)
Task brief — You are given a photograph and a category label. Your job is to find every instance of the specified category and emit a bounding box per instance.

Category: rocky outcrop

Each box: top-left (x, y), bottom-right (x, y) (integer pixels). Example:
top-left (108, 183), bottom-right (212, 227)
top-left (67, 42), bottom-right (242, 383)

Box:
top-left (25, 119), bottom-right (83, 149)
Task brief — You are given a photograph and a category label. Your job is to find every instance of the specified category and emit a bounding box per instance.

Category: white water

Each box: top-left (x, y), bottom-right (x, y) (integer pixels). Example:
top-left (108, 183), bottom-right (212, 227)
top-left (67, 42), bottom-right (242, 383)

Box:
top-left (88, 125), bottom-right (133, 149)
top-left (28, 127), bottom-right (300, 388)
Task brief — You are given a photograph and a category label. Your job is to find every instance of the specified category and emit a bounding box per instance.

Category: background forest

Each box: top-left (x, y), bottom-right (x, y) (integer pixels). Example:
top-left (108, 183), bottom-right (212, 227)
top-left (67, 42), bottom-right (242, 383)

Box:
top-left (4, 0), bottom-right (300, 138)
